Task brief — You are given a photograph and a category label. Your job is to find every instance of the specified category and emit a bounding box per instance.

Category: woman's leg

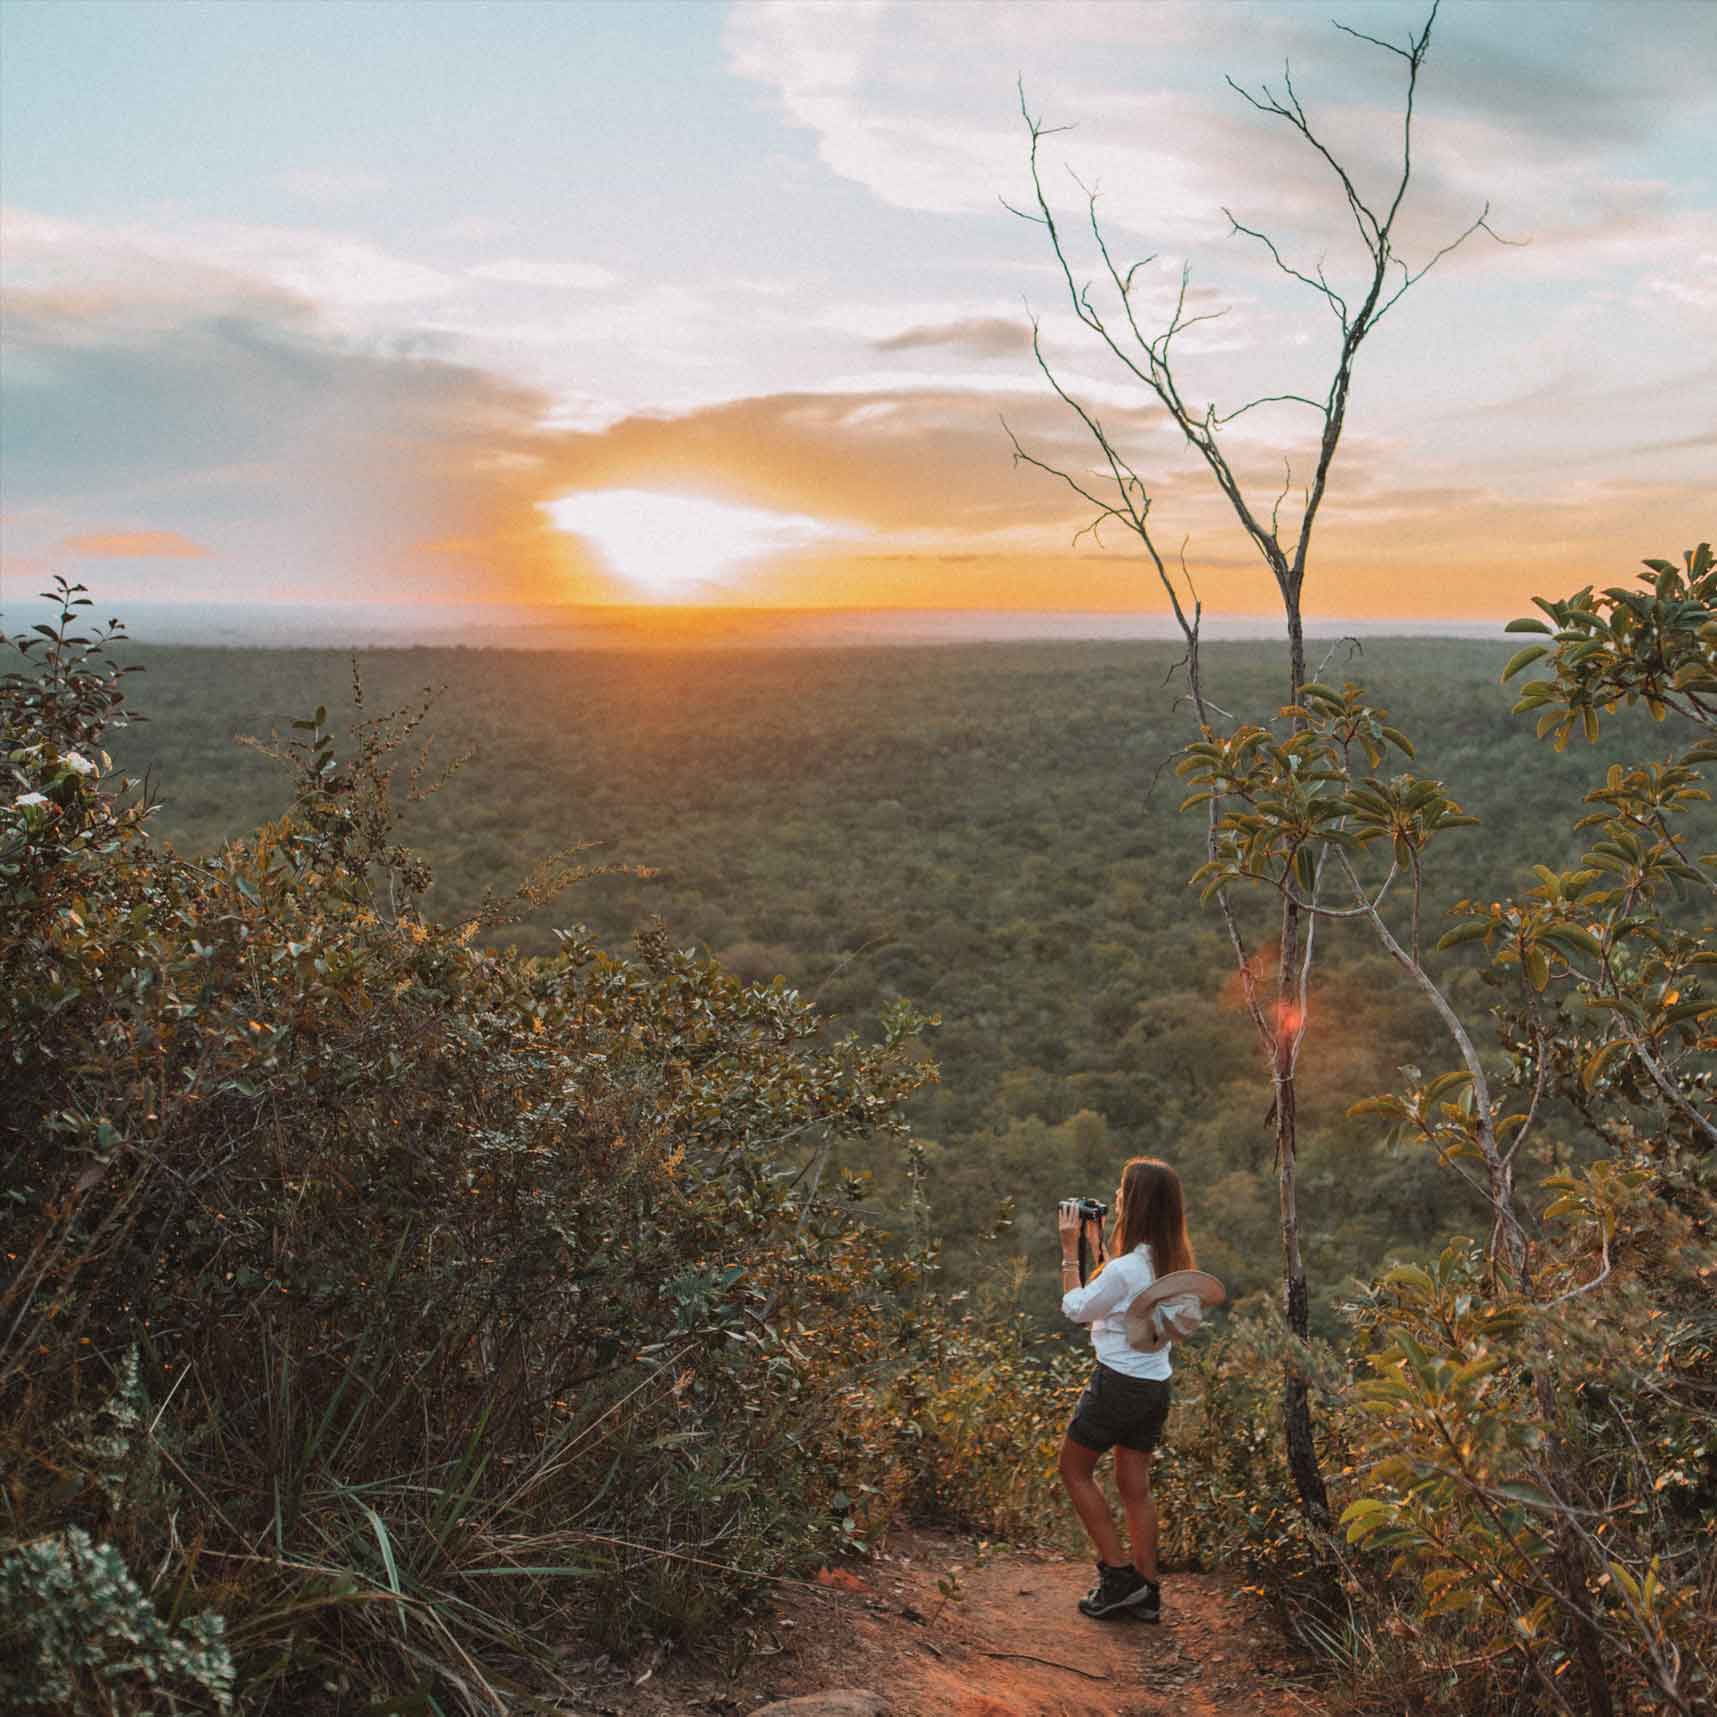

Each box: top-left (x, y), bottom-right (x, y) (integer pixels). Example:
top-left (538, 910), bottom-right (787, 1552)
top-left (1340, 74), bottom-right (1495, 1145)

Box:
top-left (1112, 1446), bottom-right (1159, 1581)
top-left (1058, 1435), bottom-right (1127, 1566)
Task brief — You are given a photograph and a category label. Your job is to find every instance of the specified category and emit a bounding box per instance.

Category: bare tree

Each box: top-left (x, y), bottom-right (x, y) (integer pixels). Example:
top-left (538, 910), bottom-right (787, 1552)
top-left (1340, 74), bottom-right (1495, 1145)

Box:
top-left (1006, 0), bottom-right (1508, 1527)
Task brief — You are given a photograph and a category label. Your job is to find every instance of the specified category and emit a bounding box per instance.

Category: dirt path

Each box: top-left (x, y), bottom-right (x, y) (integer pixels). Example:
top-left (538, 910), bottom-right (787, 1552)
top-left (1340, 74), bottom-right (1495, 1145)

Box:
top-left (617, 1530), bottom-right (1329, 1717)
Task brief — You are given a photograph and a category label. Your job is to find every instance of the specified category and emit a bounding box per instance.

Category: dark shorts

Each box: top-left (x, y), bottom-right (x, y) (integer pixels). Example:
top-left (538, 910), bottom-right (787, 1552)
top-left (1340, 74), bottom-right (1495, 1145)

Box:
top-left (1067, 1363), bottom-right (1171, 1455)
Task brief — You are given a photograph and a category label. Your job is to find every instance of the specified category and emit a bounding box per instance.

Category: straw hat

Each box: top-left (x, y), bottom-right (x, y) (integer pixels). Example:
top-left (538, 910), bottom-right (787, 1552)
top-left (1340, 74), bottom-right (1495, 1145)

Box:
top-left (1124, 1270), bottom-right (1228, 1353)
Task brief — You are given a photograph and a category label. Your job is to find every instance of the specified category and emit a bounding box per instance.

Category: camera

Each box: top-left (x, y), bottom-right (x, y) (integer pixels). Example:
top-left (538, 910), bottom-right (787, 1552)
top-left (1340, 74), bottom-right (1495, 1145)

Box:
top-left (1067, 1197), bottom-right (1108, 1287)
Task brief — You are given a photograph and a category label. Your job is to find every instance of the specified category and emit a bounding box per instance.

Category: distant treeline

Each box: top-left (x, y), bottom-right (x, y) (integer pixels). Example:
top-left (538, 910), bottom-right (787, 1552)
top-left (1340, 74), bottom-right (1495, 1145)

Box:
top-left (110, 636), bottom-right (1649, 1327)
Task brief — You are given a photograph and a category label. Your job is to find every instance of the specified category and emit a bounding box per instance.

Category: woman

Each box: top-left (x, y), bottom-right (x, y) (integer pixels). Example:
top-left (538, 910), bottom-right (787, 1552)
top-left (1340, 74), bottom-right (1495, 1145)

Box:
top-left (1056, 1156), bottom-right (1195, 1622)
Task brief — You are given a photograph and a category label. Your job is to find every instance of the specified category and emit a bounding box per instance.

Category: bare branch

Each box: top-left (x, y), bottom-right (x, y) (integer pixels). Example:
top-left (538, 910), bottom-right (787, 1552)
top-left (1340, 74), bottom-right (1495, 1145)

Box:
top-left (997, 194), bottom-right (1048, 227)
top-left (1374, 0), bottom-right (1441, 238)
top-left (1312, 635), bottom-right (1361, 680)
top-left (1002, 414), bottom-right (1132, 531)
top-left (1121, 255), bottom-right (1158, 294)
top-left (1225, 209), bottom-right (1351, 326)
top-left (1374, 201), bottom-right (1522, 323)
top-left (1271, 460), bottom-right (1295, 542)
top-left (1213, 394), bottom-right (1327, 429)
top-left (1018, 95), bottom-right (1291, 580)
top-left (1503, 1003), bottom-right (1553, 1169)
top-left (1330, 20), bottom-right (1419, 62)
top-left (1334, 848), bottom-right (1527, 1283)
top-left (1619, 1026), bottom-right (1717, 1150)
top-left (1224, 71), bottom-right (1382, 256)
top-left (1009, 7), bottom-right (1498, 1534)
top-left (1288, 844), bottom-right (1328, 1075)
top-left (1410, 850), bottom-right (1423, 967)
top-left (1255, 855), bottom-right (1402, 921)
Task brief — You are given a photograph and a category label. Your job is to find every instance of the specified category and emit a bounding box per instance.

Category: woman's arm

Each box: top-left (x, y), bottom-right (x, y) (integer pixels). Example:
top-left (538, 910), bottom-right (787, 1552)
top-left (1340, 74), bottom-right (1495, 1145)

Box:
top-left (1061, 1256), bottom-right (1136, 1324)
top-left (1056, 1200), bottom-right (1132, 1323)
top-left (1055, 1199), bottom-right (1086, 1309)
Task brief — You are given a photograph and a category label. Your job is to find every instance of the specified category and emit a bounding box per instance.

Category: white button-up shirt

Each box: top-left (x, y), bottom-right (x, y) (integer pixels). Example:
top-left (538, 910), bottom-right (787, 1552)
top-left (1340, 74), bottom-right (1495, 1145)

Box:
top-left (1060, 1242), bottom-right (1172, 1380)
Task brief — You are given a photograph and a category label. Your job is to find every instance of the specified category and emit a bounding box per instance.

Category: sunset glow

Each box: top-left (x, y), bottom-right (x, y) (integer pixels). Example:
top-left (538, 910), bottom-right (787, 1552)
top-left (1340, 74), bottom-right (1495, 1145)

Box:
top-left (542, 491), bottom-right (845, 601)
top-left (1, 2), bottom-right (1711, 628)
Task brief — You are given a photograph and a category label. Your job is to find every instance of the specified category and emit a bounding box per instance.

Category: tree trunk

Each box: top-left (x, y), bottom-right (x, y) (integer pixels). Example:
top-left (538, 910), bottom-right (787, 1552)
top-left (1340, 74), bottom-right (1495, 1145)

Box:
top-left (1275, 586), bottom-right (1330, 1528)
top-left (1490, 1150), bottom-right (1524, 1289)
top-left (1556, 1518), bottom-right (1616, 1717)
top-left (1273, 957), bottom-right (1331, 1528)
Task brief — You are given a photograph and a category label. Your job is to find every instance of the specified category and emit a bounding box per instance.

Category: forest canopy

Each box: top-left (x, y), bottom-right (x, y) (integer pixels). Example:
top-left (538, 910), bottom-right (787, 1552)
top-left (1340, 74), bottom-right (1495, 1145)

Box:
top-left (105, 632), bottom-right (1659, 1321)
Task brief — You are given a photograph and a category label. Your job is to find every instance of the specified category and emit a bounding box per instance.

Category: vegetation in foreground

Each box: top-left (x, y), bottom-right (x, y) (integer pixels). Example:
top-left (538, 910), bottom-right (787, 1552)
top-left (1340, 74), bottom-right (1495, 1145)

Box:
top-left (1, 590), bottom-right (1083, 1713)
top-left (1158, 546), bottom-right (1716, 1716)
top-left (3, 546), bottom-right (1713, 1714)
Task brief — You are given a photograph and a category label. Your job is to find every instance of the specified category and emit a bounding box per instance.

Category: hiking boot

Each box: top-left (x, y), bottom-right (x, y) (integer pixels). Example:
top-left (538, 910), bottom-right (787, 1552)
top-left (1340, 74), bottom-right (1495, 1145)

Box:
top-left (1077, 1560), bottom-right (1159, 1620)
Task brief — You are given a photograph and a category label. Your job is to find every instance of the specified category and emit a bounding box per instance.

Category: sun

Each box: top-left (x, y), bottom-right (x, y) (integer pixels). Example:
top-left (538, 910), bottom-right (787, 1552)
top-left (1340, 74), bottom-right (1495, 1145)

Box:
top-left (542, 489), bottom-right (840, 601)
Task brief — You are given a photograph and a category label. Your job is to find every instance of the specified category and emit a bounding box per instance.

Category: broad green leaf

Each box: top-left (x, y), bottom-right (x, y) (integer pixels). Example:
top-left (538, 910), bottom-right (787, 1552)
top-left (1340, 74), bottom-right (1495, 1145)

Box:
top-left (1523, 943), bottom-right (1551, 992)
top-left (1539, 923), bottom-right (1603, 958)
top-left (1425, 1070), bottom-right (1473, 1101)
top-left (1501, 644), bottom-right (1551, 681)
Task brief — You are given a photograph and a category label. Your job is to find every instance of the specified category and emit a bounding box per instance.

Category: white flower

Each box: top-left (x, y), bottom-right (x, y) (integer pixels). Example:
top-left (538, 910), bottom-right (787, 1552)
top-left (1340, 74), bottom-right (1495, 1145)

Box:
top-left (13, 792), bottom-right (50, 807)
top-left (60, 751), bottom-right (97, 776)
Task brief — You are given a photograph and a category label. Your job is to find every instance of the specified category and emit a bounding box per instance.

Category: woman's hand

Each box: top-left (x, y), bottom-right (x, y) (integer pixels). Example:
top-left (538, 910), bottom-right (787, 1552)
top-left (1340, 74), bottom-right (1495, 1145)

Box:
top-left (1056, 1200), bottom-right (1083, 1262)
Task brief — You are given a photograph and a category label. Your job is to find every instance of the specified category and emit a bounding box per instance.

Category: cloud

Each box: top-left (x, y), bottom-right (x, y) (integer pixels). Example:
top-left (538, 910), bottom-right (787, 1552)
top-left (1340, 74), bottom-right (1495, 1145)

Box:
top-left (544, 385), bottom-right (1146, 538)
top-left (1, 206), bottom-right (458, 322)
top-left (723, 2), bottom-right (1364, 232)
top-left (726, 0), bottom-right (1717, 276)
top-left (1410, 3), bottom-right (1717, 147)
top-left (13, 230), bottom-right (1698, 625)
top-left (60, 530), bottom-right (213, 558)
top-left (1629, 426), bottom-right (1717, 458)
top-left (436, 215), bottom-right (516, 243)
top-left (873, 317), bottom-right (1030, 358)
top-left (2, 243), bottom-right (1270, 610)
top-left (1640, 237), bottom-right (1717, 313)
top-left (257, 237), bottom-right (455, 309)
top-left (468, 259), bottom-right (622, 290)
top-left (1, 268), bottom-right (621, 607)
top-left (6, 252), bottom-right (1706, 623)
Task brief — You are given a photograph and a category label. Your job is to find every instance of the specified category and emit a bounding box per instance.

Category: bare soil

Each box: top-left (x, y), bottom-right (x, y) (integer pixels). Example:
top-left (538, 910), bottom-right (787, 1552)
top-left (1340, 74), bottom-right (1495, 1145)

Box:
top-left (592, 1529), bottom-right (1331, 1717)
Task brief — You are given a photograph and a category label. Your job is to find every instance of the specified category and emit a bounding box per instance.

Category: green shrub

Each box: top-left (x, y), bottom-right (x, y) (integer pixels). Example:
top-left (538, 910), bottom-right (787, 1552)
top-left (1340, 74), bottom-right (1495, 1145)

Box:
top-left (1166, 544), bottom-right (1716, 1714)
top-left (0, 584), bottom-right (970, 1712)
top-left (0, 1527), bottom-right (234, 1716)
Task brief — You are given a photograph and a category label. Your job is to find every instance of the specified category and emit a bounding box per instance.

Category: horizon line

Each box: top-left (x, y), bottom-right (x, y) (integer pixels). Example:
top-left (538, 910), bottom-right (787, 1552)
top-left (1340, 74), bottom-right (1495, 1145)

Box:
top-left (3, 595), bottom-right (1521, 651)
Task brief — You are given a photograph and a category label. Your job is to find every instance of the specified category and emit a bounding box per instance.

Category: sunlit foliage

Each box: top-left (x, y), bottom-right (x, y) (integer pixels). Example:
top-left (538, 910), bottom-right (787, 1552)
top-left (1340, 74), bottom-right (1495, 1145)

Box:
top-left (0, 587), bottom-right (1025, 1712)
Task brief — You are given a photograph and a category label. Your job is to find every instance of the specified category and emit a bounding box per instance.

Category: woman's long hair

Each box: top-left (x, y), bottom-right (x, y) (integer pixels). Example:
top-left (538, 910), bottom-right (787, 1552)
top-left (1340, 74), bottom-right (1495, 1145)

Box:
top-left (1104, 1156), bottom-right (1194, 1277)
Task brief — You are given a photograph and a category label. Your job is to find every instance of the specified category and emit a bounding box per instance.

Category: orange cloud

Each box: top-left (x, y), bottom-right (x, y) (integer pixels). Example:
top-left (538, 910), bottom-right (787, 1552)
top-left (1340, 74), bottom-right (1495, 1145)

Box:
top-left (61, 530), bottom-right (214, 558)
top-left (543, 386), bottom-right (1195, 538)
top-left (872, 318), bottom-right (1031, 359)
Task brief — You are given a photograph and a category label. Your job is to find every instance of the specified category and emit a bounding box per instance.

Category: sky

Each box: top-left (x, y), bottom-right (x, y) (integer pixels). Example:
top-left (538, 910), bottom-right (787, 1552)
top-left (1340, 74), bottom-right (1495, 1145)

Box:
top-left (1, 0), bottom-right (1712, 630)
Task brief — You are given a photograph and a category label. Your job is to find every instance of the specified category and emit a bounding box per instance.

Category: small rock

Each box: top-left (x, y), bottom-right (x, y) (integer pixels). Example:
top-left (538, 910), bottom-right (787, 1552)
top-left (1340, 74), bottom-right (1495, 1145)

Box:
top-left (749, 1695), bottom-right (888, 1717)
